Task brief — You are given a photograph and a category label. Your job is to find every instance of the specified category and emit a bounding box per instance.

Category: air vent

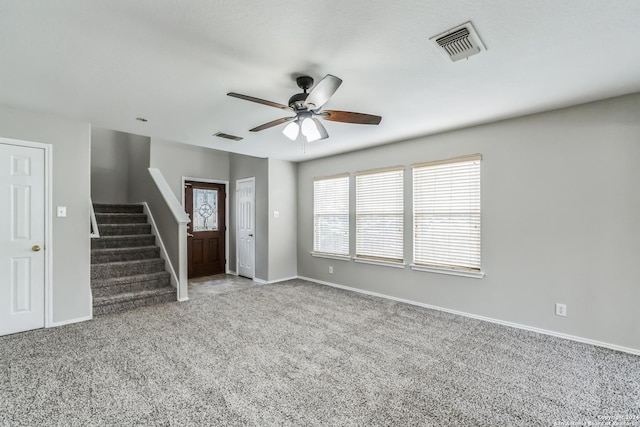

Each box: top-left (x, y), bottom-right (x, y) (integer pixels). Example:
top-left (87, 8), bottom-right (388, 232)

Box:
top-left (430, 21), bottom-right (486, 62)
top-left (214, 132), bottom-right (243, 141)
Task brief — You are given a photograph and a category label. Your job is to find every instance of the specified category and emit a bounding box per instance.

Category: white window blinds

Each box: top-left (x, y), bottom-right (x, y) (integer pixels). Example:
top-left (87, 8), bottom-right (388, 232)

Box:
top-left (313, 175), bottom-right (349, 256)
top-left (413, 155), bottom-right (481, 271)
top-left (356, 168), bottom-right (404, 262)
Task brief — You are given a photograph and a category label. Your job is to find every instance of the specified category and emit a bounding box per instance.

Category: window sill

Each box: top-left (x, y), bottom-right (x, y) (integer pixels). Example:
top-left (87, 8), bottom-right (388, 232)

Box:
top-left (311, 252), bottom-right (351, 261)
top-left (409, 264), bottom-right (485, 279)
top-left (353, 257), bottom-right (406, 269)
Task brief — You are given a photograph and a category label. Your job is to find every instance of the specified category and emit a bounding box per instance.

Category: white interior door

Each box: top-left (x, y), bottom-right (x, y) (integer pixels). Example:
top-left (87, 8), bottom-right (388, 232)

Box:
top-left (236, 178), bottom-right (255, 279)
top-left (0, 142), bottom-right (46, 336)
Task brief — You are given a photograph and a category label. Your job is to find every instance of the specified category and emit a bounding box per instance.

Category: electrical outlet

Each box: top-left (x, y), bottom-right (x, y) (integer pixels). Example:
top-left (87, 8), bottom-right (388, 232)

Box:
top-left (555, 303), bottom-right (567, 317)
top-left (328, 266), bottom-right (334, 274)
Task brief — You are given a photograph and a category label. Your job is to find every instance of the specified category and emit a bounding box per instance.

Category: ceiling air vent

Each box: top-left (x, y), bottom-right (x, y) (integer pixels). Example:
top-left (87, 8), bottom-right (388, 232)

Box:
top-left (430, 21), bottom-right (486, 62)
top-left (214, 132), bottom-right (243, 141)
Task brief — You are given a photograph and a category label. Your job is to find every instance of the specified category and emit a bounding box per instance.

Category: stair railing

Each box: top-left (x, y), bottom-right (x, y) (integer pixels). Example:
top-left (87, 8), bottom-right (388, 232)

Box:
top-left (89, 198), bottom-right (100, 238)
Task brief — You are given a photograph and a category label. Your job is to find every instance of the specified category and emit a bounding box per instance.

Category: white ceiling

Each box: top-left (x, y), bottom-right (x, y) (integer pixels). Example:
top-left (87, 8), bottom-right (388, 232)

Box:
top-left (1, 1), bottom-right (640, 162)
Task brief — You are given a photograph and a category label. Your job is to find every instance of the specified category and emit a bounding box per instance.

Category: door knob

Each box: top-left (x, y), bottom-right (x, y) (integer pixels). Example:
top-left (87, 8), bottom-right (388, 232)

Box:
top-left (248, 233), bottom-right (254, 237)
top-left (32, 245), bottom-right (41, 252)
top-left (187, 233), bottom-right (194, 238)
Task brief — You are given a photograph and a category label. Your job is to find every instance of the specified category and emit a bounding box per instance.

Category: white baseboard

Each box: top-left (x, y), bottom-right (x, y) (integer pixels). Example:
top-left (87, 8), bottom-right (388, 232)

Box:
top-left (269, 276), bottom-right (298, 284)
top-left (253, 276), bottom-right (298, 285)
top-left (298, 276), bottom-right (640, 356)
top-left (48, 315), bottom-right (93, 328)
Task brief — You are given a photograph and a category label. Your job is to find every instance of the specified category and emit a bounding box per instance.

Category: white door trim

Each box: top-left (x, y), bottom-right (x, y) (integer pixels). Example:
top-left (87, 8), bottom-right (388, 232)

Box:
top-left (181, 176), bottom-right (230, 274)
top-left (0, 137), bottom-right (53, 328)
top-left (236, 177), bottom-right (255, 279)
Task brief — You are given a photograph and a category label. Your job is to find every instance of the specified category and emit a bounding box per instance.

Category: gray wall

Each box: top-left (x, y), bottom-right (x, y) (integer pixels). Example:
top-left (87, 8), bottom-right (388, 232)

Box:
top-left (126, 134), bottom-right (152, 203)
top-left (230, 153), bottom-right (269, 281)
top-left (91, 127), bottom-right (152, 204)
top-left (268, 159), bottom-right (297, 281)
top-left (296, 93), bottom-right (640, 351)
top-left (149, 138), bottom-right (230, 200)
top-left (0, 104), bottom-right (92, 324)
top-left (90, 128), bottom-right (130, 204)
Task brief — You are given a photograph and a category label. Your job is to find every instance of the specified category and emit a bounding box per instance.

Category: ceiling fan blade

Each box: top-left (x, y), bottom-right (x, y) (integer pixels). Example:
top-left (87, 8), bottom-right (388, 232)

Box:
top-left (249, 116), bottom-right (296, 132)
top-left (321, 110), bottom-right (382, 125)
top-left (227, 92), bottom-right (292, 110)
top-left (304, 74), bottom-right (342, 110)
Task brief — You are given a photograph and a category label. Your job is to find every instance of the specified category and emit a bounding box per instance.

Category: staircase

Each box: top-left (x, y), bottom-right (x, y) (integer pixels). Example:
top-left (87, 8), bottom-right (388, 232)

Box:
top-left (91, 204), bottom-right (176, 315)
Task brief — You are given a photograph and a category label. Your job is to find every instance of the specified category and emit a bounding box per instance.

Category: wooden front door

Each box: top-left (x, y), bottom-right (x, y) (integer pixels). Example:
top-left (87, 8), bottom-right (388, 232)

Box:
top-left (185, 181), bottom-right (226, 278)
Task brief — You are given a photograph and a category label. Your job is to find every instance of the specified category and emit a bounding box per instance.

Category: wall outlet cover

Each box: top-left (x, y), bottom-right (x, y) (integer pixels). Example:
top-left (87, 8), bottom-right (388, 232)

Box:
top-left (555, 303), bottom-right (567, 317)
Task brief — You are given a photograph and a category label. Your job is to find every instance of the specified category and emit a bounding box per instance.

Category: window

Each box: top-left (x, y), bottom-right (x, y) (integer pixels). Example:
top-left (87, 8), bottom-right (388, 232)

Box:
top-left (313, 174), bottom-right (349, 256)
top-left (192, 188), bottom-right (218, 231)
top-left (356, 168), bottom-right (404, 263)
top-left (413, 155), bottom-right (481, 273)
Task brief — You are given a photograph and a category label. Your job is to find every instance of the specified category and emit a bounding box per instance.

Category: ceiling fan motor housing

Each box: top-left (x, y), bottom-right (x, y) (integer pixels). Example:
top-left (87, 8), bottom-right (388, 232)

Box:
top-left (288, 92), bottom-right (309, 110)
top-left (289, 76), bottom-right (314, 110)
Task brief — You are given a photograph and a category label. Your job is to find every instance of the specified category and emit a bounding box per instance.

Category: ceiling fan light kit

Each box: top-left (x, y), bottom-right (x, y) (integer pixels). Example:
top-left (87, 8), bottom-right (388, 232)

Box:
top-left (227, 74), bottom-right (382, 143)
top-left (282, 121), bottom-right (300, 140)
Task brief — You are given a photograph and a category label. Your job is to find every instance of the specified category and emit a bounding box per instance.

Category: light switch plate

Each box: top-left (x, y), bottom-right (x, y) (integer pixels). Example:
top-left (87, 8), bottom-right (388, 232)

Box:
top-left (57, 206), bottom-right (67, 217)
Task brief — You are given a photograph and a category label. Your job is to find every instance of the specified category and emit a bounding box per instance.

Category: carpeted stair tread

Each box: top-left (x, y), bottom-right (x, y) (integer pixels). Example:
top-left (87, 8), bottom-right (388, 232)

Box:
top-left (91, 271), bottom-right (171, 298)
top-left (93, 204), bottom-right (144, 214)
top-left (93, 286), bottom-right (176, 315)
top-left (92, 270), bottom-right (171, 287)
top-left (93, 292), bottom-right (176, 316)
top-left (91, 258), bottom-right (166, 280)
top-left (91, 246), bottom-right (160, 263)
top-left (95, 213), bottom-right (148, 224)
top-left (92, 271), bottom-right (171, 289)
top-left (91, 234), bottom-right (156, 249)
top-left (98, 223), bottom-right (151, 236)
top-left (93, 286), bottom-right (175, 306)
top-left (91, 245), bottom-right (158, 254)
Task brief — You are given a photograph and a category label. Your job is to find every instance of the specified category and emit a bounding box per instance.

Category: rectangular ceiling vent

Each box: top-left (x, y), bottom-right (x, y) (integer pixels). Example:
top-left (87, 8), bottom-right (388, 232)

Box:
top-left (430, 21), bottom-right (486, 62)
top-left (214, 132), bottom-right (243, 141)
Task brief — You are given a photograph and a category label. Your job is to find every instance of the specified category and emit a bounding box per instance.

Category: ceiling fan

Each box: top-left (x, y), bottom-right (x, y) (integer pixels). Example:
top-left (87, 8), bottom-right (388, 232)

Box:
top-left (227, 74), bottom-right (382, 142)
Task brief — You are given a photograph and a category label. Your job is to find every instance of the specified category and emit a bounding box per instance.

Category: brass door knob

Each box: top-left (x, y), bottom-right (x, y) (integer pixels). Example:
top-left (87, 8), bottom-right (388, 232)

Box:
top-left (32, 245), bottom-right (41, 252)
